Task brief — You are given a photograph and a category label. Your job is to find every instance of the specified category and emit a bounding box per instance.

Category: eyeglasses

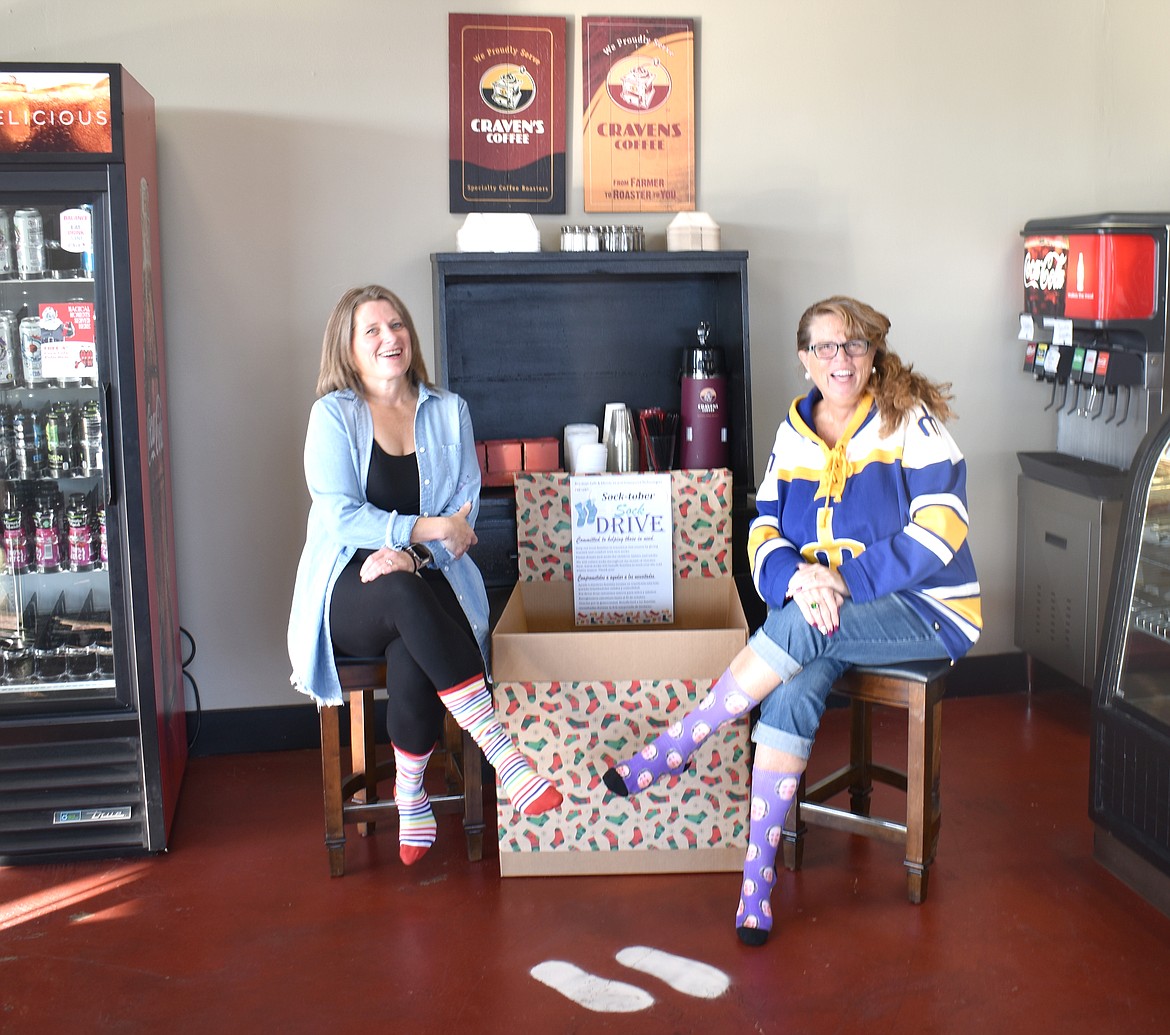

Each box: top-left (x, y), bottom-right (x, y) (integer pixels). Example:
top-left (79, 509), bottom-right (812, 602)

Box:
top-left (804, 339), bottom-right (871, 360)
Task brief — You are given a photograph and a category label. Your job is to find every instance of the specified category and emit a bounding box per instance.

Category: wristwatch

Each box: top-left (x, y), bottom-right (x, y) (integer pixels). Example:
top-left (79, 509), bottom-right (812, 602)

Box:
top-left (404, 543), bottom-right (434, 573)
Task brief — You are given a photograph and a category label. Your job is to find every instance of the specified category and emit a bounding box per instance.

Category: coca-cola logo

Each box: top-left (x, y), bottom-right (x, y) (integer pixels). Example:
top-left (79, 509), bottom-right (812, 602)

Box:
top-left (1023, 248), bottom-right (1067, 292)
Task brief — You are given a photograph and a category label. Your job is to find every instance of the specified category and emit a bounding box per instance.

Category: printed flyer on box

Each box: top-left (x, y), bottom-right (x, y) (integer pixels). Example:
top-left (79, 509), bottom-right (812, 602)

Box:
top-left (448, 13), bottom-right (566, 213)
top-left (570, 473), bottom-right (673, 624)
top-left (581, 15), bottom-right (695, 213)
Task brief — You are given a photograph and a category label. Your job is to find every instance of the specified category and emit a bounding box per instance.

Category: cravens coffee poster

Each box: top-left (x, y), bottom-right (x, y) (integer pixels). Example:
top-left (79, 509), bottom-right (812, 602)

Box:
top-left (449, 14), bottom-right (566, 213)
top-left (582, 16), bottom-right (695, 213)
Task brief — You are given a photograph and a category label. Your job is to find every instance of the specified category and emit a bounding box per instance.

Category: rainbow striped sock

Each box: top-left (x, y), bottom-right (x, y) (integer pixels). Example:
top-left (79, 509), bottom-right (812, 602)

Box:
top-left (394, 745), bottom-right (436, 865)
top-left (439, 676), bottom-right (562, 816)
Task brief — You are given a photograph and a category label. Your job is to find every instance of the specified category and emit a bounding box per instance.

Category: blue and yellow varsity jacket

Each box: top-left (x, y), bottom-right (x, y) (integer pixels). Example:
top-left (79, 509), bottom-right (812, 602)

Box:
top-left (748, 390), bottom-right (982, 661)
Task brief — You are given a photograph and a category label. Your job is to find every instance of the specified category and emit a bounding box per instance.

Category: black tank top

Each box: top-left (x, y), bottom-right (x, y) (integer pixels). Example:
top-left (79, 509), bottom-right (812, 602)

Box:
top-left (359, 442), bottom-right (442, 581)
top-left (366, 441), bottom-right (419, 514)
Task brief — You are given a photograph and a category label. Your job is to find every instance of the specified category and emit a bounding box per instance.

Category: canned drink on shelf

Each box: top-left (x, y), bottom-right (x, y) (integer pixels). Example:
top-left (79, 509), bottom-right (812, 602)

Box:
top-left (0, 209), bottom-right (14, 276)
top-left (0, 309), bottom-right (19, 386)
top-left (19, 317), bottom-right (45, 386)
top-left (13, 208), bottom-right (46, 277)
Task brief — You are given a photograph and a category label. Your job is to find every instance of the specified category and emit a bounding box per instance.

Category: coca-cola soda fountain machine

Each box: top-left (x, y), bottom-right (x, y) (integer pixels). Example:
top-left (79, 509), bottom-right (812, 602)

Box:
top-left (1016, 213), bottom-right (1170, 689)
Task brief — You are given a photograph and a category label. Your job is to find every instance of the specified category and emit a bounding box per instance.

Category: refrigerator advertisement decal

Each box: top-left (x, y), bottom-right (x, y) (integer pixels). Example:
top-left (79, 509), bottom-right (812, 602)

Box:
top-left (0, 70), bottom-right (114, 155)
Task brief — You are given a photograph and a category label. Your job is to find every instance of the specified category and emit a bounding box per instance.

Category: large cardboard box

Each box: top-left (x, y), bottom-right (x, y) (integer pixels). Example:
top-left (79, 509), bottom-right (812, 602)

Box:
top-left (492, 470), bottom-right (750, 876)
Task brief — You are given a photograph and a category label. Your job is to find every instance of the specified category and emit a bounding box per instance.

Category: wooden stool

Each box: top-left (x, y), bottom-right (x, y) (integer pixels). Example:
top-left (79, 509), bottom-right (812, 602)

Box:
top-left (320, 657), bottom-right (485, 877)
top-left (781, 659), bottom-right (951, 904)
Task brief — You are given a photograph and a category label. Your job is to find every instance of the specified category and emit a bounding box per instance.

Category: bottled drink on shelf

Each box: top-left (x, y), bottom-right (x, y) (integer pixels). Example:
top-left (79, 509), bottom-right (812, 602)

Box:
top-left (44, 401), bottom-right (77, 477)
top-left (95, 500), bottom-right (107, 570)
top-left (80, 399), bottom-right (102, 472)
top-left (0, 208), bottom-right (15, 276)
top-left (66, 492), bottom-right (93, 572)
top-left (12, 406), bottom-right (45, 480)
top-left (2, 488), bottom-right (31, 576)
top-left (33, 487), bottom-right (62, 574)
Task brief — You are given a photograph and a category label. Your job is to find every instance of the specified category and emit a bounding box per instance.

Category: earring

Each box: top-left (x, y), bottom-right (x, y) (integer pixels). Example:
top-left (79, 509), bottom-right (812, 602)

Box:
top-left (804, 371), bottom-right (811, 381)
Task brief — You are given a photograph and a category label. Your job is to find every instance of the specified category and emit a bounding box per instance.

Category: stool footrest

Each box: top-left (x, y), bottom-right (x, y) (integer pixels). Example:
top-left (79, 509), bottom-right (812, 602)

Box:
top-left (799, 801), bottom-right (907, 846)
top-left (321, 673), bottom-right (486, 876)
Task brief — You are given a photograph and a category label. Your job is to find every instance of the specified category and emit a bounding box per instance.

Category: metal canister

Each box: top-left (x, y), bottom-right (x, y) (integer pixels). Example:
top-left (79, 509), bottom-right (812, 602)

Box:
top-left (0, 209), bottom-right (14, 276)
top-left (13, 208), bottom-right (46, 277)
top-left (18, 317), bottom-right (44, 386)
top-left (0, 310), bottom-right (18, 387)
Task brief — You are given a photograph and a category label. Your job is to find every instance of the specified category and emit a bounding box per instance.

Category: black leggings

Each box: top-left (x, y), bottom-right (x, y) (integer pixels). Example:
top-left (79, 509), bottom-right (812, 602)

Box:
top-left (329, 554), bottom-right (484, 754)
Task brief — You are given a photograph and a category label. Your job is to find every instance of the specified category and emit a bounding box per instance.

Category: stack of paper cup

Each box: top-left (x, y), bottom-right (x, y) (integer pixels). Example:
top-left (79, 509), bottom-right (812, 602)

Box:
top-left (564, 423), bottom-right (600, 474)
top-left (574, 442), bottom-right (608, 475)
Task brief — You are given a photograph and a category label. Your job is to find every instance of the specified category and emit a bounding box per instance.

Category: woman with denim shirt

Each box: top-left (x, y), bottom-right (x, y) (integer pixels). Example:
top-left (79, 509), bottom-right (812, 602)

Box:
top-left (603, 296), bottom-right (981, 945)
top-left (289, 285), bottom-right (561, 865)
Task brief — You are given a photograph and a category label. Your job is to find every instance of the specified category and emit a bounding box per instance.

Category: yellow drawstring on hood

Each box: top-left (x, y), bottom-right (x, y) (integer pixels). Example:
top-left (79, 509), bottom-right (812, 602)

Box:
top-left (813, 393), bottom-right (873, 504)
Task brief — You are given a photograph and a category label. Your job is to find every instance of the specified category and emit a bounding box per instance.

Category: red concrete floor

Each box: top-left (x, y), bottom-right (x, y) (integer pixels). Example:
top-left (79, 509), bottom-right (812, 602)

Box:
top-left (3, 684), bottom-right (1170, 1034)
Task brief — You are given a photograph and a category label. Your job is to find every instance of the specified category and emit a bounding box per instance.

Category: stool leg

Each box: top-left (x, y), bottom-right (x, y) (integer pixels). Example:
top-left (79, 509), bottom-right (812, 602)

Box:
top-left (781, 772), bottom-right (807, 872)
top-left (462, 730), bottom-right (485, 862)
top-left (848, 700), bottom-right (873, 816)
top-left (320, 704), bottom-right (347, 878)
top-left (351, 690), bottom-right (380, 837)
top-left (904, 682), bottom-right (940, 904)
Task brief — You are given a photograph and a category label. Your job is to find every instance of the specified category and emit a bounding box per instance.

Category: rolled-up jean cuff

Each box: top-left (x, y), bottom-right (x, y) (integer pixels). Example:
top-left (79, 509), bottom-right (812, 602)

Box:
top-left (752, 722), bottom-right (813, 760)
top-left (747, 627), bottom-right (803, 682)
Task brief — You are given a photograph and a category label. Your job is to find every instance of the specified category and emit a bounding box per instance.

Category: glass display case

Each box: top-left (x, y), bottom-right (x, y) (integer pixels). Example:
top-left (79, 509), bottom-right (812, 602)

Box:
top-left (0, 64), bottom-right (184, 863)
top-left (1092, 412), bottom-right (1170, 916)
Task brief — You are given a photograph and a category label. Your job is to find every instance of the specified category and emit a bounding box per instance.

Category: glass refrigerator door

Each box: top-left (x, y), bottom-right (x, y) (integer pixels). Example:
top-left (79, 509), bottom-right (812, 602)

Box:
top-left (1109, 431), bottom-right (1170, 727)
top-left (0, 194), bottom-right (113, 707)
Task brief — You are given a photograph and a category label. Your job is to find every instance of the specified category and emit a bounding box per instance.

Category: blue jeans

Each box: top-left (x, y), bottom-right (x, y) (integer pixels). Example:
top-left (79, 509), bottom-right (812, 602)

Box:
top-left (748, 593), bottom-right (950, 760)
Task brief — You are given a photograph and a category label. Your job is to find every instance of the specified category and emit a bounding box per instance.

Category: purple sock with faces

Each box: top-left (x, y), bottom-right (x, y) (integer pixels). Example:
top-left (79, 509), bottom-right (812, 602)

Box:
top-left (602, 668), bottom-right (754, 797)
top-left (736, 768), bottom-right (801, 947)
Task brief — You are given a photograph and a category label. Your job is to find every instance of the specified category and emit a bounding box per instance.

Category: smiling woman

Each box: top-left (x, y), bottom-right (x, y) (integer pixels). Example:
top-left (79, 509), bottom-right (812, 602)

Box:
top-left (288, 285), bottom-right (562, 865)
top-left (603, 295), bottom-right (981, 947)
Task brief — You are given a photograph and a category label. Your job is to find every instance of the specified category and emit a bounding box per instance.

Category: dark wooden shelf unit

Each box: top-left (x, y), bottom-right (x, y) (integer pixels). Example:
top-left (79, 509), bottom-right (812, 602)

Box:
top-left (431, 250), bottom-right (753, 588)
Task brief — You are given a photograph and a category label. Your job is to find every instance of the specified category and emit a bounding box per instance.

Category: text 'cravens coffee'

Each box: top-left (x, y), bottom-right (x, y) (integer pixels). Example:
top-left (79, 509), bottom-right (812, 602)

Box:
top-left (0, 72), bottom-right (113, 154)
top-left (582, 17), bottom-right (695, 212)
top-left (449, 14), bottom-right (566, 212)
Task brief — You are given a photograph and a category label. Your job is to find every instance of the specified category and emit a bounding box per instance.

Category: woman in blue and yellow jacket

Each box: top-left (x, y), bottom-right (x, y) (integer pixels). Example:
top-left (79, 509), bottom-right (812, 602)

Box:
top-left (605, 295), bottom-right (981, 946)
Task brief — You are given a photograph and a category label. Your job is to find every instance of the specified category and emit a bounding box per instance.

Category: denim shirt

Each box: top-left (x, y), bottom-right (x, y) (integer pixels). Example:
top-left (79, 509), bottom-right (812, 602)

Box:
top-left (287, 383), bottom-right (490, 706)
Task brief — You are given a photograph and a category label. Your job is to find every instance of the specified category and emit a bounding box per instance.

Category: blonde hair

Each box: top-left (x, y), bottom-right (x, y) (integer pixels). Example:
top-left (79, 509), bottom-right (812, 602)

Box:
top-left (797, 295), bottom-right (954, 434)
top-left (316, 285), bottom-right (431, 398)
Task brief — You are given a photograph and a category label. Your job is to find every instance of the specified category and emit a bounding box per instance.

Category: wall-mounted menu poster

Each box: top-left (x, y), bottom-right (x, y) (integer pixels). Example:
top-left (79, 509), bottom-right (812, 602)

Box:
top-left (449, 13), bottom-right (566, 213)
top-left (582, 16), bottom-right (695, 213)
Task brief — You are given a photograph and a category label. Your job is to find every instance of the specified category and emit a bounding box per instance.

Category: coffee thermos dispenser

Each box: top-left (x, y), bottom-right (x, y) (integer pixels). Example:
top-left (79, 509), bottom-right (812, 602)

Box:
top-left (680, 321), bottom-right (730, 470)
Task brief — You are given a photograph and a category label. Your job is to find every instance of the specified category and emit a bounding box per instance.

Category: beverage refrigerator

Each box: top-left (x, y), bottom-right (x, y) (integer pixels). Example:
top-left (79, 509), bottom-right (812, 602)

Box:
top-left (0, 64), bottom-right (184, 862)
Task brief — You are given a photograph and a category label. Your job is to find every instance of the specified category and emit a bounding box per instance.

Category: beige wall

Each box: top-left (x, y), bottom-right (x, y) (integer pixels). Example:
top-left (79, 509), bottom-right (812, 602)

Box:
top-left (7, 1), bottom-right (1164, 710)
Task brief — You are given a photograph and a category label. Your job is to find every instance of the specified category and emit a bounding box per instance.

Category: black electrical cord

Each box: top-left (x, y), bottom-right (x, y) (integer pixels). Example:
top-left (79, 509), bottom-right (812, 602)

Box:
top-left (180, 625), bottom-right (202, 750)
